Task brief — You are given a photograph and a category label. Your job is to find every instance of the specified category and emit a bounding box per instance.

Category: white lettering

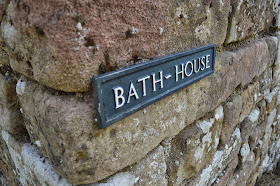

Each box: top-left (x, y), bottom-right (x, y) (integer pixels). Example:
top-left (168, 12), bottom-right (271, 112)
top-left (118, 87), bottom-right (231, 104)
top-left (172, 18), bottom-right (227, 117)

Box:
top-left (200, 56), bottom-right (206, 71)
top-left (194, 58), bottom-right (200, 73)
top-left (152, 71), bottom-right (163, 92)
top-left (206, 55), bottom-right (211, 69)
top-left (175, 64), bottom-right (184, 82)
top-left (127, 82), bottom-right (139, 103)
top-left (113, 87), bottom-right (125, 109)
top-left (184, 61), bottom-right (193, 77)
top-left (138, 76), bottom-right (150, 96)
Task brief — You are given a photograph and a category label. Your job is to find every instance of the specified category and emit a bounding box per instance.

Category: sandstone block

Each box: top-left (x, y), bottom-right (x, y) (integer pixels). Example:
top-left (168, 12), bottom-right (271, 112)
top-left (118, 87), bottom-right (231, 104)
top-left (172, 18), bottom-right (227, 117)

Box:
top-left (0, 159), bottom-right (19, 186)
top-left (95, 145), bottom-right (168, 186)
top-left (248, 124), bottom-right (266, 155)
top-left (265, 37), bottom-right (278, 68)
top-left (273, 32), bottom-right (280, 86)
top-left (227, 151), bottom-right (256, 186)
top-left (239, 81), bottom-right (260, 123)
top-left (0, 0), bottom-right (230, 92)
top-left (162, 0), bottom-right (230, 54)
top-left (240, 108), bottom-right (261, 142)
top-left (257, 99), bottom-right (268, 122)
top-left (265, 109), bottom-right (277, 132)
top-left (259, 127), bottom-right (273, 172)
top-left (0, 0), bottom-right (9, 22)
top-left (0, 69), bottom-right (25, 134)
top-left (212, 156), bottom-right (239, 186)
top-left (167, 106), bottom-right (223, 185)
top-left (255, 173), bottom-right (280, 186)
top-left (226, 0), bottom-right (277, 43)
top-left (259, 68), bottom-right (273, 101)
top-left (0, 50), bottom-right (9, 66)
top-left (1, 129), bottom-right (71, 186)
top-left (0, 127), bottom-right (19, 186)
top-left (257, 128), bottom-right (280, 178)
top-left (247, 171), bottom-right (260, 186)
top-left (128, 145), bottom-right (168, 186)
top-left (181, 128), bottom-right (242, 186)
top-left (214, 40), bottom-right (268, 111)
top-left (92, 172), bottom-right (136, 186)
top-left (220, 94), bottom-right (242, 146)
top-left (0, 37), bottom-right (9, 65)
top-left (265, 87), bottom-right (279, 113)
top-left (255, 109), bottom-right (278, 174)
top-left (233, 39), bottom-right (269, 87)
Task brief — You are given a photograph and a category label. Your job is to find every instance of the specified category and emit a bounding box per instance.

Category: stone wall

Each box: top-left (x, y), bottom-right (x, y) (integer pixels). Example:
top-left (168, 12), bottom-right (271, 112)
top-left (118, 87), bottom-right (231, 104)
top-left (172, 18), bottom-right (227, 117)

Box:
top-left (1, 0), bottom-right (280, 185)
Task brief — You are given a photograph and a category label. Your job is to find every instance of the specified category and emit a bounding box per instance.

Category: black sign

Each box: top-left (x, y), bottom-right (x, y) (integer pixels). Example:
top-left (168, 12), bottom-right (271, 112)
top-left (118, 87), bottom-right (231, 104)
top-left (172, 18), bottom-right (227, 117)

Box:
top-left (93, 44), bottom-right (216, 128)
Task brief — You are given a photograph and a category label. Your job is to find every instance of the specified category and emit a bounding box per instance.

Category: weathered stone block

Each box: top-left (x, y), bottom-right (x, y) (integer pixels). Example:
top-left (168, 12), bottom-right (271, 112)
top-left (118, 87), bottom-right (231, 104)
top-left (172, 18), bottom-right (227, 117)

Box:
top-left (0, 70), bottom-right (25, 135)
top-left (255, 109), bottom-right (278, 175)
top-left (265, 87), bottom-right (279, 113)
top-left (167, 106), bottom-right (223, 185)
top-left (239, 81), bottom-right (260, 123)
top-left (0, 159), bottom-right (19, 186)
top-left (0, 0), bottom-right (9, 22)
top-left (1, 130), bottom-right (71, 186)
top-left (162, 0), bottom-right (231, 54)
top-left (0, 50), bottom-right (9, 66)
top-left (260, 122), bottom-right (280, 172)
top-left (227, 151), bottom-right (256, 186)
top-left (95, 145), bottom-right (167, 186)
top-left (265, 36), bottom-right (278, 67)
top-left (241, 108), bottom-right (261, 142)
top-left (212, 156), bottom-right (239, 186)
top-left (273, 32), bottom-right (280, 87)
top-left (255, 173), bottom-right (280, 186)
top-left (220, 94), bottom-right (242, 146)
top-left (259, 68), bottom-right (273, 101)
top-left (226, 0), bottom-right (277, 43)
top-left (0, 37), bottom-right (9, 66)
top-left (257, 99), bottom-right (268, 122)
top-left (214, 40), bottom-right (268, 112)
top-left (128, 145), bottom-right (168, 186)
top-left (249, 124), bottom-right (266, 155)
top-left (234, 39), bottom-right (269, 87)
top-left (0, 127), bottom-right (19, 186)
top-left (181, 128), bottom-right (242, 186)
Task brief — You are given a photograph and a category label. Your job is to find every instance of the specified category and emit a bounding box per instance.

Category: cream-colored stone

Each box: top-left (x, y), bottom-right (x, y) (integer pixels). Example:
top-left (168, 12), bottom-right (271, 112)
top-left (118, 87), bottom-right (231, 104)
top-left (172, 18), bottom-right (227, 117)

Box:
top-left (239, 81), bottom-right (260, 123)
top-left (1, 130), bottom-right (70, 186)
top-left (129, 145), bottom-right (167, 186)
top-left (226, 0), bottom-right (277, 43)
top-left (240, 109), bottom-right (261, 142)
top-left (220, 94), bottom-right (242, 146)
top-left (265, 36), bottom-right (278, 68)
top-left (227, 151), bottom-right (256, 186)
top-left (265, 87), bottom-right (279, 112)
top-left (212, 156), bottom-right (239, 186)
top-left (181, 128), bottom-right (242, 186)
top-left (273, 32), bottom-right (280, 86)
top-left (259, 68), bottom-right (273, 101)
top-left (0, 126), bottom-right (19, 186)
top-left (167, 108), bottom-right (223, 185)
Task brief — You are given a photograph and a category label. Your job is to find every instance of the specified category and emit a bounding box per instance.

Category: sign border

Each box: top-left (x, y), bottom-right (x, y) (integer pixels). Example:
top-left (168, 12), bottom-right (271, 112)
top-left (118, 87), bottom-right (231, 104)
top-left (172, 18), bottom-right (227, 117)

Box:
top-left (92, 43), bottom-right (216, 128)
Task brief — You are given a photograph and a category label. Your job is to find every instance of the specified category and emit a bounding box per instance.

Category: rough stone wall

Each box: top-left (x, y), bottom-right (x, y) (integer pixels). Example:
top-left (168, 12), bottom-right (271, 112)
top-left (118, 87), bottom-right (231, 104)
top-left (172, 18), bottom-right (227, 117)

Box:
top-left (1, 0), bottom-right (280, 186)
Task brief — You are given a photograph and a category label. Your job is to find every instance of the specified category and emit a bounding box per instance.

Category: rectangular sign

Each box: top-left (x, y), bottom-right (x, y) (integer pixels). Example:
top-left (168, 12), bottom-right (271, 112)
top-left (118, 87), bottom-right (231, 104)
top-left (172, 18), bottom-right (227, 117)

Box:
top-left (93, 44), bottom-right (216, 128)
